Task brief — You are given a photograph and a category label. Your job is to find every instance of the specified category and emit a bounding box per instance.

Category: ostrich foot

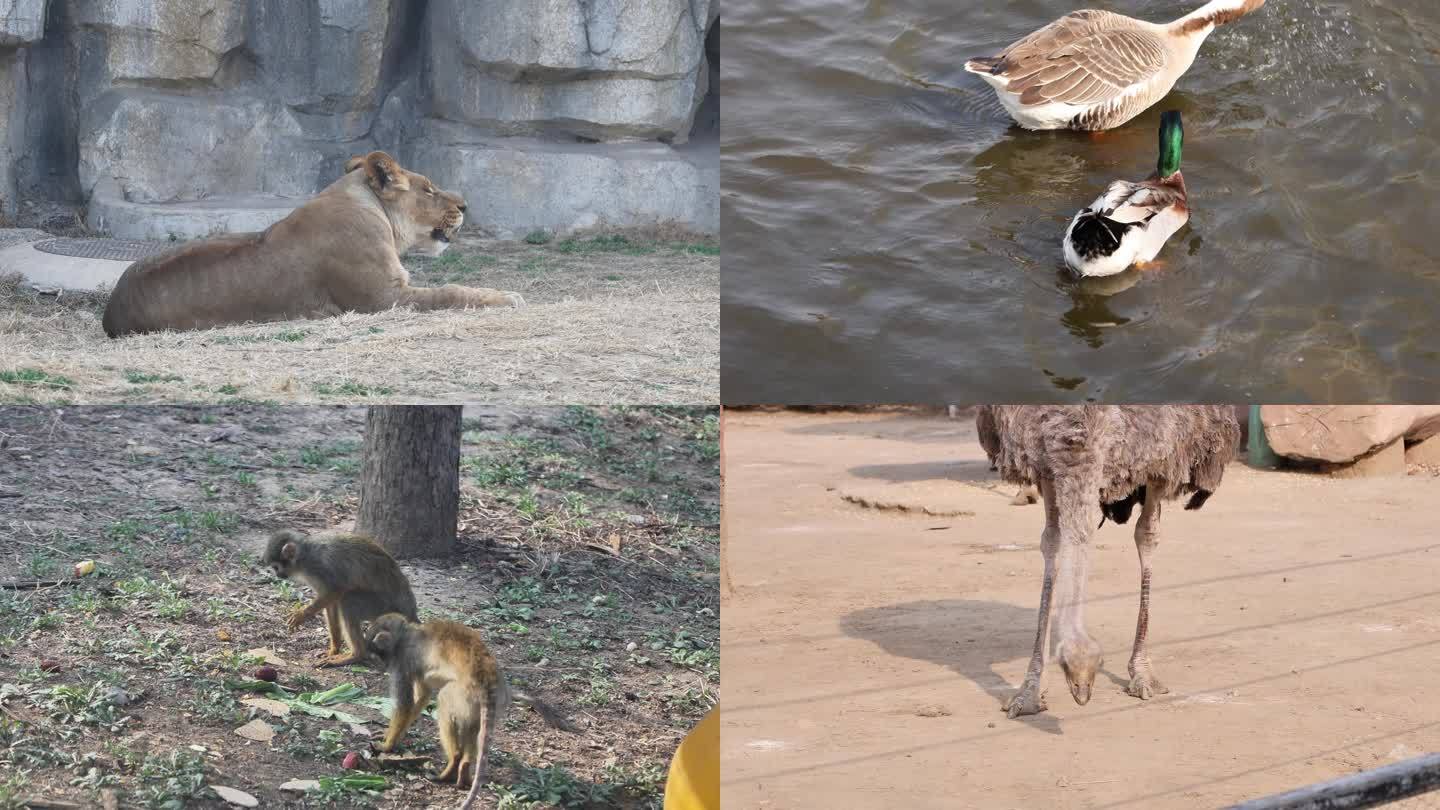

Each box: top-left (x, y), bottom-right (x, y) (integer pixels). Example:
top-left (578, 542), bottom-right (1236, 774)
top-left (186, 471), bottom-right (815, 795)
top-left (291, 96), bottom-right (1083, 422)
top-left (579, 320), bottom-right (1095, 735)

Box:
top-left (1126, 673), bottom-right (1169, 700)
top-left (1003, 685), bottom-right (1047, 718)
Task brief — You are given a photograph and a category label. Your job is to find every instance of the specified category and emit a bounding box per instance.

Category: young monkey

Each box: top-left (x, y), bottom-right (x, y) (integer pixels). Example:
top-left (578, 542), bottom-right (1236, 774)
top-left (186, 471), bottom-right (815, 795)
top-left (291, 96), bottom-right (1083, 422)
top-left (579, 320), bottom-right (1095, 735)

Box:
top-left (365, 613), bottom-right (576, 808)
top-left (262, 530), bottom-right (418, 666)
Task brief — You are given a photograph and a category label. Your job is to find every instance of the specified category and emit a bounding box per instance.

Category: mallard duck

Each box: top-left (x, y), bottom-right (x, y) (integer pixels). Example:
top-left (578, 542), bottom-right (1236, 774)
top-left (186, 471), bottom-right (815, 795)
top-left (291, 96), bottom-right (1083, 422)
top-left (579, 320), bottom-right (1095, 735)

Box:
top-left (964, 0), bottom-right (1265, 131)
top-left (1062, 110), bottom-right (1188, 277)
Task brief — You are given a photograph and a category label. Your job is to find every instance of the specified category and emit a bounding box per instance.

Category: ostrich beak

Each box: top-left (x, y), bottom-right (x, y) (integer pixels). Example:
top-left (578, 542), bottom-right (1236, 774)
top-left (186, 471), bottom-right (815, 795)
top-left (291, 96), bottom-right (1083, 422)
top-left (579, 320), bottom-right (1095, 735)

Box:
top-left (1059, 639), bottom-right (1103, 706)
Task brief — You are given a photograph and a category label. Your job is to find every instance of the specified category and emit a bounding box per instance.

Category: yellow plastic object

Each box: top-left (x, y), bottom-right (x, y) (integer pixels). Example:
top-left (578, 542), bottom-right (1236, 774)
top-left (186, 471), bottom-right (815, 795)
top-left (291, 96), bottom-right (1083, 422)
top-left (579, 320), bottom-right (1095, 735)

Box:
top-left (663, 707), bottom-right (719, 810)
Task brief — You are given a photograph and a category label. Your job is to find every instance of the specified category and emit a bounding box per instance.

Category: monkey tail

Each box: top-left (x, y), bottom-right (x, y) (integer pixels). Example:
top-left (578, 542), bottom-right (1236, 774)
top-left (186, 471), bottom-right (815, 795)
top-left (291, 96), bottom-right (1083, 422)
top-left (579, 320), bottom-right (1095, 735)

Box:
top-left (512, 688), bottom-right (579, 733)
top-left (457, 681), bottom-right (505, 810)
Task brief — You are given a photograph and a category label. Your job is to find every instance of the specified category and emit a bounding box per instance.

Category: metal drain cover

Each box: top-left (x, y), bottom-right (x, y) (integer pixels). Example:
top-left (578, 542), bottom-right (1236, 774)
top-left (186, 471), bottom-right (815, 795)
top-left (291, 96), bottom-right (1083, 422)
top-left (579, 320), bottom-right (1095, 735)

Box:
top-left (32, 238), bottom-right (172, 262)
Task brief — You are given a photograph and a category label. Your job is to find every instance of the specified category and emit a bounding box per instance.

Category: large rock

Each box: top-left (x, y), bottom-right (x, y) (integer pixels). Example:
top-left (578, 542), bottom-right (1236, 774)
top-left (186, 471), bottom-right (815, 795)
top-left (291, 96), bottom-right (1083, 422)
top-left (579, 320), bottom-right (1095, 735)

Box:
top-left (0, 49), bottom-right (26, 217)
top-left (246, 0), bottom-right (403, 139)
top-left (405, 126), bottom-right (718, 237)
top-left (71, 0), bottom-right (246, 84)
top-left (0, 0), bottom-right (46, 46)
top-left (427, 0), bottom-right (705, 141)
top-left (78, 91), bottom-right (325, 204)
top-left (1260, 406), bottom-right (1440, 464)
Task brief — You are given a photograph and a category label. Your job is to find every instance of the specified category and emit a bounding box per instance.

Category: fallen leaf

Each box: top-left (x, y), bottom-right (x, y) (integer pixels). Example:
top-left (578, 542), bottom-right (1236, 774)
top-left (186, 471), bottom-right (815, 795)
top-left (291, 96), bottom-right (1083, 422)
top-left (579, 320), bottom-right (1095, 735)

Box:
top-left (278, 779), bottom-right (320, 793)
top-left (210, 786), bottom-right (258, 807)
top-left (241, 697), bottom-right (292, 718)
top-left (215, 629), bottom-right (232, 642)
top-left (245, 648), bottom-right (289, 666)
top-left (234, 719), bottom-right (275, 742)
top-left (608, 532), bottom-right (622, 554)
top-left (298, 683), bottom-right (365, 705)
top-left (348, 723), bottom-right (371, 737)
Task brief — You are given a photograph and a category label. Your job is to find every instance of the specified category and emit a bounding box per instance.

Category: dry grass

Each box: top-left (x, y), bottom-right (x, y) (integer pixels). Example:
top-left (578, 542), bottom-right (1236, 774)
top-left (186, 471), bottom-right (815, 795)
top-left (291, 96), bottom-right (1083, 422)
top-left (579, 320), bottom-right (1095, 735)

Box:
top-left (0, 232), bottom-right (718, 405)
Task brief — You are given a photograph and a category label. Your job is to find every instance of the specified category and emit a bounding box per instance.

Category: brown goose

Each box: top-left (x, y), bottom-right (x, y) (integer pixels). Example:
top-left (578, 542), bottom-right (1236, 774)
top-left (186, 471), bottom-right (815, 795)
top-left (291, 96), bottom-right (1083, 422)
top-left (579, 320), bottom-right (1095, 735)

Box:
top-left (964, 0), bottom-right (1266, 131)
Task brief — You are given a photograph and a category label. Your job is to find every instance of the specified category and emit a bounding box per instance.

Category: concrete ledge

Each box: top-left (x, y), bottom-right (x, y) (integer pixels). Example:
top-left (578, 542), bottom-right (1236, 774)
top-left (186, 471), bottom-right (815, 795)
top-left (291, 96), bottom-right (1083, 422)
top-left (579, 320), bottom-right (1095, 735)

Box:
top-left (0, 242), bottom-right (130, 291)
top-left (87, 194), bottom-right (299, 241)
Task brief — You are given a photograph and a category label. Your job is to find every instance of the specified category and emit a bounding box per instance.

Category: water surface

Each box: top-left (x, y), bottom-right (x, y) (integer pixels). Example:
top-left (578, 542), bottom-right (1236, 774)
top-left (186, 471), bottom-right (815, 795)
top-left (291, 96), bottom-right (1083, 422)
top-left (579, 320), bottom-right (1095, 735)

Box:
top-left (722, 0), bottom-right (1440, 403)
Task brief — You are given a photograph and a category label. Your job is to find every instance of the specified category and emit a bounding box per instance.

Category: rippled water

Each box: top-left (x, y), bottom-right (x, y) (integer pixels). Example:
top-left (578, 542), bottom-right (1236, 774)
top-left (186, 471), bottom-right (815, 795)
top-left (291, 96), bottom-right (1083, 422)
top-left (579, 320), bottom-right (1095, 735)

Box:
top-left (722, 0), bottom-right (1440, 403)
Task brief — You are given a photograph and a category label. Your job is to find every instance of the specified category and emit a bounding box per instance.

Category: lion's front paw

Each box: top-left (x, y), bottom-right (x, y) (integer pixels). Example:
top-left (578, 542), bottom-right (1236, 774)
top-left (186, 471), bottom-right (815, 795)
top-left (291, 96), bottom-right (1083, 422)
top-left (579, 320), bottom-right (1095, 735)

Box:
top-left (502, 291), bottom-right (525, 307)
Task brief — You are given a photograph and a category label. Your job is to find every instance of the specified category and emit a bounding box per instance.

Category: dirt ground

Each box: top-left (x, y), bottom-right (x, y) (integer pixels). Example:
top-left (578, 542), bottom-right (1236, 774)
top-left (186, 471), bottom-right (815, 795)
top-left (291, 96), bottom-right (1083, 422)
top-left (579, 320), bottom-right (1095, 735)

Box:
top-left (0, 231), bottom-right (718, 405)
top-left (0, 405), bottom-right (719, 808)
top-left (721, 409), bottom-right (1440, 810)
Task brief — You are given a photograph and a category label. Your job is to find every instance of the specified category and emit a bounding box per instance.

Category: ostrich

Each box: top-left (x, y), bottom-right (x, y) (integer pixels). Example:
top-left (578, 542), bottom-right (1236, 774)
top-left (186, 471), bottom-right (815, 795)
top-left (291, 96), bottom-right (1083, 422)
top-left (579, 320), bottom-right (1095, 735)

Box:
top-left (975, 405), bottom-right (1240, 718)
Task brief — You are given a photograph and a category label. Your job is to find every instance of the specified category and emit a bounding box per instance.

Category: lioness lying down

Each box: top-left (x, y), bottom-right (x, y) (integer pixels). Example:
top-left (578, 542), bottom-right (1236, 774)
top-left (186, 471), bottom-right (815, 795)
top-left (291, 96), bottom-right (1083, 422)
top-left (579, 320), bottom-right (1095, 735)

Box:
top-left (102, 151), bottom-right (524, 338)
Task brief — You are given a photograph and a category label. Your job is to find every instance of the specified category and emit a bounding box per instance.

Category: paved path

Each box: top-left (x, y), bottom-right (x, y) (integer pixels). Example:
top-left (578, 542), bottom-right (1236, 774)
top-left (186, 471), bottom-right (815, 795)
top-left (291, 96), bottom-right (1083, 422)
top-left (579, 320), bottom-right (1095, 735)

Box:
top-left (0, 230), bottom-right (147, 291)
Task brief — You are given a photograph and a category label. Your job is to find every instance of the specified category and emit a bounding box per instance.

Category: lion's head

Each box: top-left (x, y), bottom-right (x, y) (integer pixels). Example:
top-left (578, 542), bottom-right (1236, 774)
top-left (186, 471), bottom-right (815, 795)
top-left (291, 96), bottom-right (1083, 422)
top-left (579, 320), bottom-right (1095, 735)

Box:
top-left (345, 151), bottom-right (465, 257)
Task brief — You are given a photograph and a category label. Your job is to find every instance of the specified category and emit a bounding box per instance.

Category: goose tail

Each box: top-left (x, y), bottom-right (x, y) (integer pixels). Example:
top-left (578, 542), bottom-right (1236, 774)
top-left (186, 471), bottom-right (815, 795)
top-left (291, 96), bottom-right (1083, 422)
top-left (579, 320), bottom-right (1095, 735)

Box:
top-left (964, 56), bottom-right (1003, 75)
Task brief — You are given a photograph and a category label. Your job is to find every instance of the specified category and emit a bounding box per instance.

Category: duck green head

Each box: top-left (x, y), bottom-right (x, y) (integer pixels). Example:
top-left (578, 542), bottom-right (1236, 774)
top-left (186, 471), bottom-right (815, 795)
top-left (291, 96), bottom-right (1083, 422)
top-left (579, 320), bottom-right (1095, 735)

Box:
top-left (1157, 110), bottom-right (1183, 178)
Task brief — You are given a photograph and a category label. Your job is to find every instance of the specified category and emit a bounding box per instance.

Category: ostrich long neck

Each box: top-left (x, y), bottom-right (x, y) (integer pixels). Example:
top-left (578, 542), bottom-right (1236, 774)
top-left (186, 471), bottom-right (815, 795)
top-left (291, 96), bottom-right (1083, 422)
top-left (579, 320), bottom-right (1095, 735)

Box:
top-left (1051, 507), bottom-right (1093, 646)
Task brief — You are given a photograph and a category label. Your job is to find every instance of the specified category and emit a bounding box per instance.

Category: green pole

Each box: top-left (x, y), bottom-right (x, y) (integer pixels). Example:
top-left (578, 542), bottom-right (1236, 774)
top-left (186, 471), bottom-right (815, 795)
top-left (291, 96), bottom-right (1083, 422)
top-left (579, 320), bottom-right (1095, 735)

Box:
top-left (1248, 405), bottom-right (1278, 468)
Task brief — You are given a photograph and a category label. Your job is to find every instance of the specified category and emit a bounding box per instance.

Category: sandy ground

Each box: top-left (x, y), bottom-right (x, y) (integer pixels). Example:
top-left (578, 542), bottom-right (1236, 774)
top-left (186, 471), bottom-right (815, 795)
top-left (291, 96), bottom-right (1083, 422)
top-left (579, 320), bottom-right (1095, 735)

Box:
top-left (0, 233), bottom-right (717, 405)
top-left (721, 409), bottom-right (1440, 810)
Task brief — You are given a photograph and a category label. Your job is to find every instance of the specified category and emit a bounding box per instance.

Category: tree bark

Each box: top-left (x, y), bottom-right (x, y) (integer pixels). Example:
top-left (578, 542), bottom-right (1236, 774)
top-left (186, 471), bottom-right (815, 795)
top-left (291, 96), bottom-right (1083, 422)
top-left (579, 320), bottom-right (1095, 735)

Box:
top-left (356, 405), bottom-right (462, 558)
top-left (719, 407), bottom-right (733, 600)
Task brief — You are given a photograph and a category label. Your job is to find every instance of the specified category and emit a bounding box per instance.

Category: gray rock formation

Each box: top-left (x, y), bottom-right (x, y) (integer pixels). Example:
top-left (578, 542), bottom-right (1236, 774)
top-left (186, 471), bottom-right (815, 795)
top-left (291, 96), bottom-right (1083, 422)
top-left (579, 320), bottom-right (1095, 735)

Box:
top-left (0, 0), bottom-right (718, 236)
top-left (0, 0), bottom-right (46, 47)
top-left (405, 122), bottom-right (717, 238)
top-left (426, 0), bottom-right (706, 142)
top-left (0, 0), bottom-right (45, 217)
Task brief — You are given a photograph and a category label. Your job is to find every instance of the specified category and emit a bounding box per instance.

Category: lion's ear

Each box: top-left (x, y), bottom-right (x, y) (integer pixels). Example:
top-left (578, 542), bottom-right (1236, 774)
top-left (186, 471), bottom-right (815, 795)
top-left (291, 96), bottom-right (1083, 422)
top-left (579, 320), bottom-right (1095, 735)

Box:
top-left (362, 151), bottom-right (409, 192)
top-left (344, 156), bottom-right (365, 174)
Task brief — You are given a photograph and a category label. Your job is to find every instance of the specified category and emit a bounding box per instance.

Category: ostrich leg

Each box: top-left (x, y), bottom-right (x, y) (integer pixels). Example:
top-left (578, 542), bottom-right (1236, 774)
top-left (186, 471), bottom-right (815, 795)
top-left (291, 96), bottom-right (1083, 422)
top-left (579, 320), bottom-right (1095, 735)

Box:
top-left (1003, 478), bottom-right (1059, 718)
top-left (1126, 489), bottom-right (1169, 699)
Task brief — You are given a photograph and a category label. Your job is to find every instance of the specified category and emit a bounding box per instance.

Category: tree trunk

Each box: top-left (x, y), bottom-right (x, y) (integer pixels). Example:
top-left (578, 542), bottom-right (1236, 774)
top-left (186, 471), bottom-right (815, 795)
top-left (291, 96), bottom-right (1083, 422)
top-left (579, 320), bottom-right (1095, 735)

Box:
top-left (356, 405), bottom-right (462, 558)
top-left (719, 407), bottom-right (733, 599)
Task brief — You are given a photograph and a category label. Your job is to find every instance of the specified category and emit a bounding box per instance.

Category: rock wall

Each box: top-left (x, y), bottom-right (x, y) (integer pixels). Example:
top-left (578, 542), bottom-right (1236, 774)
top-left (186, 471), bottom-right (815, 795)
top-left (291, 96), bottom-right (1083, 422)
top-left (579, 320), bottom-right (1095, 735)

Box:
top-left (0, 0), bottom-right (718, 236)
top-left (0, 0), bottom-right (46, 218)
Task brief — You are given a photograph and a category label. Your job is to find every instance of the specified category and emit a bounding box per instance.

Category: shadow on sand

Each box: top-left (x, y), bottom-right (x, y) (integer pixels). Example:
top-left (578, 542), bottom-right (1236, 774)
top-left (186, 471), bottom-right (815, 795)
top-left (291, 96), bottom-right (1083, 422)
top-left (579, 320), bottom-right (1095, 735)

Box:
top-left (840, 598), bottom-right (1136, 736)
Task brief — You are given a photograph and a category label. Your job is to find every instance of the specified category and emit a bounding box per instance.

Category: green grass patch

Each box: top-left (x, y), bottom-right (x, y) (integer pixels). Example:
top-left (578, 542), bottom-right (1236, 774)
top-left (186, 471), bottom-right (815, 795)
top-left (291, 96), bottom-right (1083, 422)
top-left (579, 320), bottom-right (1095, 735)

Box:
top-left (523, 229), bottom-right (553, 245)
top-left (312, 381), bottom-right (394, 397)
top-left (210, 329), bottom-right (312, 345)
top-left (424, 250), bottom-right (499, 279)
top-left (299, 440), bottom-right (360, 472)
top-left (0, 368), bottom-right (74, 389)
top-left (555, 234), bottom-right (654, 256)
top-left (670, 241), bottom-right (720, 255)
top-left (123, 370), bottom-right (182, 384)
